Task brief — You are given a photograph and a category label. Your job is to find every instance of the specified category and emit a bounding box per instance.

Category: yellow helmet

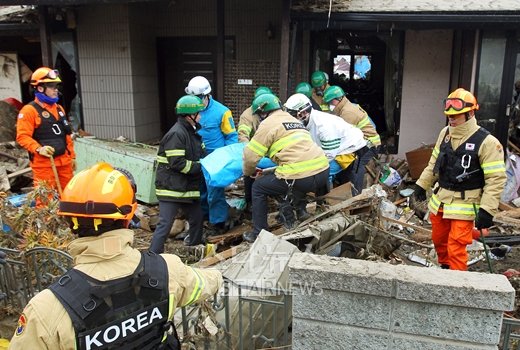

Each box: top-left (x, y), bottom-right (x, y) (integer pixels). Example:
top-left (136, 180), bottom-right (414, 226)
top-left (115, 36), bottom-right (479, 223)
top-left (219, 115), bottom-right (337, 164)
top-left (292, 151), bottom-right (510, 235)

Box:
top-left (444, 88), bottom-right (479, 116)
top-left (30, 67), bottom-right (62, 86)
top-left (58, 162), bottom-right (137, 221)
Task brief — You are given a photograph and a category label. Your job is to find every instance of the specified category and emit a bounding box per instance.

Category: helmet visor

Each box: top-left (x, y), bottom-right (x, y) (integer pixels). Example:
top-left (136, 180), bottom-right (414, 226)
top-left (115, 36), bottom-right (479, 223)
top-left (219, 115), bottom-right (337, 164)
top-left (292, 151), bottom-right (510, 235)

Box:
top-left (444, 98), bottom-right (474, 112)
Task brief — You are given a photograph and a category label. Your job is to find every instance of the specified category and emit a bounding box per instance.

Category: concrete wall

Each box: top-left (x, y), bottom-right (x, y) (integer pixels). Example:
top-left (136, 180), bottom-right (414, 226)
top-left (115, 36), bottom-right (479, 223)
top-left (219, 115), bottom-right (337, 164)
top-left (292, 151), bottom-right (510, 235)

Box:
top-left (398, 30), bottom-right (453, 157)
top-left (76, 5), bottom-right (137, 140)
top-left (289, 253), bottom-right (515, 350)
top-left (76, 0), bottom-right (282, 141)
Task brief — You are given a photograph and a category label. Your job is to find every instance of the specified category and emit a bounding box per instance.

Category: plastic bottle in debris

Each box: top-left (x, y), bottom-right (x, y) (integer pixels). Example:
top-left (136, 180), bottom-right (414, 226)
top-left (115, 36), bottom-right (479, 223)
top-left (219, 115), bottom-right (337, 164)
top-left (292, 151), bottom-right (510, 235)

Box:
top-left (379, 199), bottom-right (397, 230)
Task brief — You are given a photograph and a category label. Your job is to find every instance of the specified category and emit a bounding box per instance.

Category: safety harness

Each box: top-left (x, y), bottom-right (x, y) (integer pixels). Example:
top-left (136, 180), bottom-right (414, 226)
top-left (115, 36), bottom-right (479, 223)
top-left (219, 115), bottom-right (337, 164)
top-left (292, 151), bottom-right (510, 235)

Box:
top-left (49, 251), bottom-right (180, 350)
top-left (433, 127), bottom-right (488, 198)
top-left (30, 101), bottom-right (72, 157)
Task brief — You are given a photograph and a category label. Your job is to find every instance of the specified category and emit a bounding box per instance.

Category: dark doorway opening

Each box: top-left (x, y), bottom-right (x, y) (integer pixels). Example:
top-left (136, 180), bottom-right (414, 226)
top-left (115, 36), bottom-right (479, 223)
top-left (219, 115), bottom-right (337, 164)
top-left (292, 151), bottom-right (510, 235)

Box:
top-left (311, 30), bottom-right (404, 153)
top-left (157, 37), bottom-right (217, 134)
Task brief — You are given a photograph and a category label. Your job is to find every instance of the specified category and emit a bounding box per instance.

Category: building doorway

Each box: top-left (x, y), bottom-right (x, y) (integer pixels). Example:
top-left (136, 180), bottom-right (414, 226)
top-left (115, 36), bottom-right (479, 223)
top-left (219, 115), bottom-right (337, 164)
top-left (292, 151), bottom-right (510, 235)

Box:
top-left (311, 30), bottom-right (404, 153)
top-left (157, 37), bottom-right (217, 134)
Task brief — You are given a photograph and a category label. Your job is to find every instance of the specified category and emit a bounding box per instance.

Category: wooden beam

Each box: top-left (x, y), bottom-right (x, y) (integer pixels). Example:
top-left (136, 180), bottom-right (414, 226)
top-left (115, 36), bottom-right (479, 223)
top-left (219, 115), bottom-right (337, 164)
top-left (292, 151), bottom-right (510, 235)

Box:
top-left (38, 6), bottom-right (53, 67)
top-left (196, 246), bottom-right (241, 268)
top-left (278, 0), bottom-right (291, 101)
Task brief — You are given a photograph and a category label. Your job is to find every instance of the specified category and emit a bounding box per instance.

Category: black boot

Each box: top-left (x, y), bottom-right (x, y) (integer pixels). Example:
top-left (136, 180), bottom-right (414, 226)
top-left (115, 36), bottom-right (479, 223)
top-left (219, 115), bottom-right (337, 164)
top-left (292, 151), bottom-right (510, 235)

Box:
top-left (243, 231), bottom-right (258, 243)
top-left (278, 203), bottom-right (296, 229)
top-left (295, 207), bottom-right (311, 221)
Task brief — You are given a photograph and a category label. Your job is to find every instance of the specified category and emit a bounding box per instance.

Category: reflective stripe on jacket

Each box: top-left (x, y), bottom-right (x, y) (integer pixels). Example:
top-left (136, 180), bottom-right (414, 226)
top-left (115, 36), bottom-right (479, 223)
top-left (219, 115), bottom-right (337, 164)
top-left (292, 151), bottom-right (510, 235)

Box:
top-left (416, 117), bottom-right (506, 220)
top-left (243, 109), bottom-right (329, 180)
top-left (155, 117), bottom-right (204, 202)
top-left (7, 230), bottom-right (222, 350)
top-left (307, 109), bottom-right (366, 167)
top-left (333, 97), bottom-right (381, 146)
top-left (237, 106), bottom-right (261, 143)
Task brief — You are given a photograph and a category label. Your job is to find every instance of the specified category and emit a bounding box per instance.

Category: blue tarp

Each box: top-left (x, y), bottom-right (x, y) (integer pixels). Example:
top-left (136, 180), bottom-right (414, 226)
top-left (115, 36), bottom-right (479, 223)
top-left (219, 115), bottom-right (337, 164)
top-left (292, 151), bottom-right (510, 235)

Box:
top-left (200, 143), bottom-right (277, 188)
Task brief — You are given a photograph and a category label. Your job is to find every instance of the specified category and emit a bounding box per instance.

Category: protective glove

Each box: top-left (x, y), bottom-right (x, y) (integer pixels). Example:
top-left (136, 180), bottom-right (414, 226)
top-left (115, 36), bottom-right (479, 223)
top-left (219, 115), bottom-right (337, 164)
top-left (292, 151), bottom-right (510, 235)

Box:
top-left (413, 184), bottom-right (427, 202)
top-left (475, 208), bottom-right (494, 229)
top-left (37, 145), bottom-right (55, 158)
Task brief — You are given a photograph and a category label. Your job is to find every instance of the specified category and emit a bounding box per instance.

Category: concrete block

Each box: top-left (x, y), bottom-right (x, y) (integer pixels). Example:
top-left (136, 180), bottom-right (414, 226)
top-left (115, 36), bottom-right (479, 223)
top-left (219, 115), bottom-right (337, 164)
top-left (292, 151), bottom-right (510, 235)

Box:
top-left (292, 289), bottom-right (392, 330)
top-left (389, 335), bottom-right (497, 350)
top-left (292, 318), bottom-right (390, 350)
top-left (289, 254), bottom-right (396, 298)
top-left (392, 300), bottom-right (503, 344)
top-left (289, 253), bottom-right (515, 311)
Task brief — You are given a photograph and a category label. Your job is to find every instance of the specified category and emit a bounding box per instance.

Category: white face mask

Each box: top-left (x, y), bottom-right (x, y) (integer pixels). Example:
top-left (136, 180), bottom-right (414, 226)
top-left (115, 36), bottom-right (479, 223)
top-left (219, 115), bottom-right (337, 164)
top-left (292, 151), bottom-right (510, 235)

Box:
top-left (329, 104), bottom-right (336, 111)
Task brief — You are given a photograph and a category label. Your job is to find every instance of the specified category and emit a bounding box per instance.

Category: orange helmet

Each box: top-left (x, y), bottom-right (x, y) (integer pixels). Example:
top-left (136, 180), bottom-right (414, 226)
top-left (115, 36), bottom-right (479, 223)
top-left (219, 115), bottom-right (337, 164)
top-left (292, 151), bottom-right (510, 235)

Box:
top-left (30, 67), bottom-right (62, 86)
top-left (444, 88), bottom-right (479, 116)
top-left (58, 162), bottom-right (137, 221)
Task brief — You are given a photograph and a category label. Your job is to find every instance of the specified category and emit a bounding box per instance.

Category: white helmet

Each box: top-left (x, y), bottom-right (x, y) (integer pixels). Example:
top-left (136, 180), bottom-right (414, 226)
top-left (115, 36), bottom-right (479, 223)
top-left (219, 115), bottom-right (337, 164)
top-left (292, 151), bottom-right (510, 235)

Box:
top-left (284, 93), bottom-right (313, 119)
top-left (185, 76), bottom-right (212, 95)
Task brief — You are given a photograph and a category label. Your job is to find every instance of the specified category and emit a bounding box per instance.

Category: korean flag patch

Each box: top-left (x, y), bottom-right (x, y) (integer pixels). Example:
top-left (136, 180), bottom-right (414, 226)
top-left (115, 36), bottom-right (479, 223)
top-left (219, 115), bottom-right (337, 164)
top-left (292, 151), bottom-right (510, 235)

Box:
top-left (465, 143), bottom-right (475, 151)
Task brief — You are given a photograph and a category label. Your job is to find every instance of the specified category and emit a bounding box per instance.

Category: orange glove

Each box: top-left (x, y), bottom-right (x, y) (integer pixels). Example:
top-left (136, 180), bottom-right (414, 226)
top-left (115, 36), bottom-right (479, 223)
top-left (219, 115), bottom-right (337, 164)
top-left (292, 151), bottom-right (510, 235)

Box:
top-left (37, 145), bottom-right (55, 158)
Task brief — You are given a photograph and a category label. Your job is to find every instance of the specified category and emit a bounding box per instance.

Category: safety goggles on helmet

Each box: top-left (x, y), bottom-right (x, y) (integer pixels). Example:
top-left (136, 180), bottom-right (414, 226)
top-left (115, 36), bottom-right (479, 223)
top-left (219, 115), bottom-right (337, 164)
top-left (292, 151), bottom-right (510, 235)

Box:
top-left (45, 69), bottom-right (60, 80)
top-left (444, 98), bottom-right (474, 112)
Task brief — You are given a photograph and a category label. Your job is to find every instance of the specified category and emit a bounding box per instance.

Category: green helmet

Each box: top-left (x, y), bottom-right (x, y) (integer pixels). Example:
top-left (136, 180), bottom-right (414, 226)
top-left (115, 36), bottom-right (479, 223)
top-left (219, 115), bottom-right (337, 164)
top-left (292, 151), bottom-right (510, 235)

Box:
top-left (323, 85), bottom-right (345, 103)
top-left (254, 86), bottom-right (273, 98)
top-left (252, 93), bottom-right (281, 115)
top-left (311, 71), bottom-right (327, 88)
top-left (176, 95), bottom-right (205, 115)
top-left (295, 82), bottom-right (312, 98)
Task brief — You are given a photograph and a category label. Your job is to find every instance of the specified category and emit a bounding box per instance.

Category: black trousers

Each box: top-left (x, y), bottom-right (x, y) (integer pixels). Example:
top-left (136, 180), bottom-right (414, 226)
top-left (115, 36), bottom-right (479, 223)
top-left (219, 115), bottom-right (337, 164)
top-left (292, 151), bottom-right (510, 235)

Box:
top-left (251, 168), bottom-right (329, 235)
top-left (149, 200), bottom-right (203, 253)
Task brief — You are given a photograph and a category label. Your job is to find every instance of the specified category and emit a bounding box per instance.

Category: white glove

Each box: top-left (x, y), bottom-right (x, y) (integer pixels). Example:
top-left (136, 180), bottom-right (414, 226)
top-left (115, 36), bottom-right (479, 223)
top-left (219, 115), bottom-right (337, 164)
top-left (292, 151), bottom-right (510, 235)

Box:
top-left (37, 145), bottom-right (55, 158)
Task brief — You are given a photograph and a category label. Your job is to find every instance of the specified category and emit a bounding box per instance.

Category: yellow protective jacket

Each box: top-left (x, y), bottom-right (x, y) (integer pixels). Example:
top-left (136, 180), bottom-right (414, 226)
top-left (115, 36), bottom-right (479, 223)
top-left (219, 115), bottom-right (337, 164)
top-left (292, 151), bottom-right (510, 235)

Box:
top-left (416, 117), bottom-right (506, 220)
top-left (333, 97), bottom-right (381, 146)
top-left (243, 109), bottom-right (329, 180)
top-left (8, 229), bottom-right (222, 350)
top-left (237, 106), bottom-right (261, 143)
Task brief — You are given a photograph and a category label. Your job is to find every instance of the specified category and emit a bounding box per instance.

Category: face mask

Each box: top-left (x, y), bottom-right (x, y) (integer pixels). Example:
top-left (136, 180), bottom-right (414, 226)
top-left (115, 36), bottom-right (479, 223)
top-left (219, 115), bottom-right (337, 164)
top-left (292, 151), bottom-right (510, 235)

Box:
top-left (316, 90), bottom-right (324, 97)
top-left (329, 104), bottom-right (336, 111)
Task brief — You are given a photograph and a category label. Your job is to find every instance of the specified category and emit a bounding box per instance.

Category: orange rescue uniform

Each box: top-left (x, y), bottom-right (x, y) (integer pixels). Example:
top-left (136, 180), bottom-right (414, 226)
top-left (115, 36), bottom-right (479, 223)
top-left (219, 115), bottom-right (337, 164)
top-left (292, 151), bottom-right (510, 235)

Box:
top-left (16, 97), bottom-right (75, 191)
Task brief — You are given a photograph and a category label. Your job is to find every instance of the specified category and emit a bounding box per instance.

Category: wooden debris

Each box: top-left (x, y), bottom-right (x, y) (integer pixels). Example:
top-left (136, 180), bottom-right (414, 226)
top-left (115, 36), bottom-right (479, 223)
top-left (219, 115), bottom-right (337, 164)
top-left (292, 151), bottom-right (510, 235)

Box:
top-left (196, 246), bottom-right (242, 268)
top-left (379, 216), bottom-right (432, 242)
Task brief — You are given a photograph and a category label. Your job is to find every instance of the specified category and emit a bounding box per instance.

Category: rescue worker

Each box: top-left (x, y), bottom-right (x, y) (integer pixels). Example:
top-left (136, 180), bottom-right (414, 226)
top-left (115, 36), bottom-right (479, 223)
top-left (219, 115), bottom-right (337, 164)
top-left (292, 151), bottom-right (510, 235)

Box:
top-left (185, 76), bottom-right (238, 235)
top-left (295, 82), bottom-right (321, 110)
top-left (16, 67), bottom-right (75, 197)
top-left (237, 86), bottom-right (273, 143)
top-left (8, 162), bottom-right (222, 349)
top-left (238, 86), bottom-right (273, 210)
top-left (323, 85), bottom-right (381, 195)
top-left (150, 95), bottom-right (206, 252)
top-left (283, 93), bottom-right (367, 183)
top-left (414, 88), bottom-right (506, 271)
top-left (242, 93), bottom-right (330, 243)
top-left (310, 71), bottom-right (331, 111)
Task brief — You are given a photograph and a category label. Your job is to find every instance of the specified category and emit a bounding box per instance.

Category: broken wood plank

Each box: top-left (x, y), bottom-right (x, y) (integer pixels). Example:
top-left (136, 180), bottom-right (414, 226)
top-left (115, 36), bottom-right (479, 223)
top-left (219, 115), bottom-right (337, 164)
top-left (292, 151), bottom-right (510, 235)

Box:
top-left (364, 222), bottom-right (433, 249)
top-left (196, 246), bottom-right (241, 268)
top-left (295, 190), bottom-right (373, 229)
top-left (316, 220), bottom-right (363, 254)
top-left (508, 139), bottom-right (520, 155)
top-left (7, 167), bottom-right (32, 179)
top-left (0, 151), bottom-right (18, 161)
top-left (323, 181), bottom-right (352, 206)
top-left (499, 201), bottom-right (516, 211)
top-left (380, 216), bottom-right (432, 242)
